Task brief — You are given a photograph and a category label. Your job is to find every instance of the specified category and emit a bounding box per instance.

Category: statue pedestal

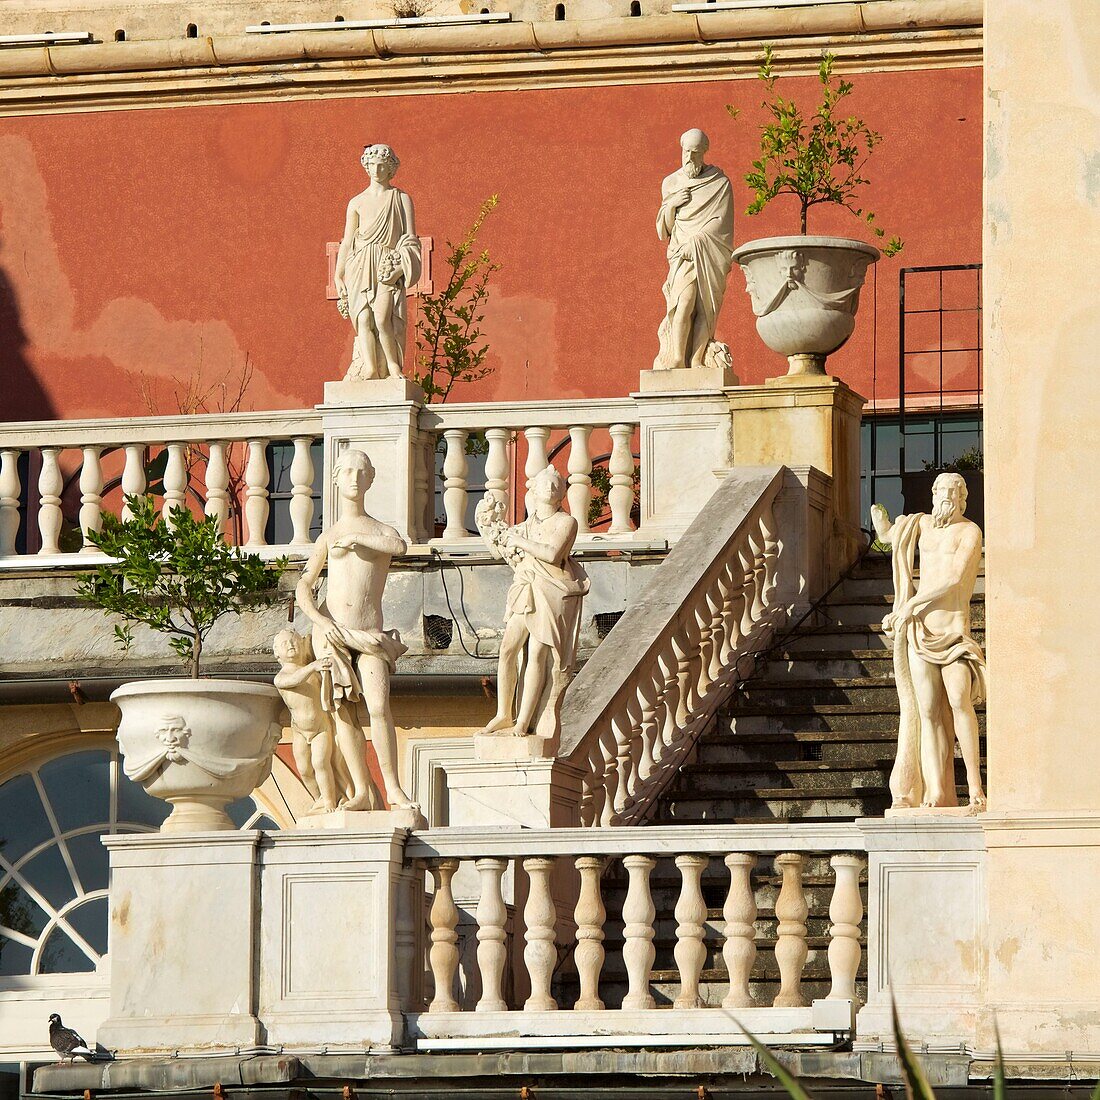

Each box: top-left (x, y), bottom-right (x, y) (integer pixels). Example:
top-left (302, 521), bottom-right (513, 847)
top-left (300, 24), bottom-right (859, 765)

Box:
top-left (885, 804), bottom-right (986, 819)
top-left (298, 806), bottom-right (427, 830)
top-left (323, 377), bottom-right (424, 405)
top-left (473, 731), bottom-right (556, 762)
top-left (638, 365), bottom-right (737, 393)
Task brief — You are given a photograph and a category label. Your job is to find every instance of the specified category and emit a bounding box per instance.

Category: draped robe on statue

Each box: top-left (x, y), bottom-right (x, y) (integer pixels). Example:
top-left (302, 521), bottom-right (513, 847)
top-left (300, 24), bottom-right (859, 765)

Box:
top-left (344, 188), bottom-right (422, 378)
top-left (885, 513), bottom-right (988, 807)
top-left (654, 165), bottom-right (735, 370)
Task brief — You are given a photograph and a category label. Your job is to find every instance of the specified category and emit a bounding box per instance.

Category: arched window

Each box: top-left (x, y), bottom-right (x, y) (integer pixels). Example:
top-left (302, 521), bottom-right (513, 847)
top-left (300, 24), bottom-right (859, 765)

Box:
top-left (0, 748), bottom-right (277, 978)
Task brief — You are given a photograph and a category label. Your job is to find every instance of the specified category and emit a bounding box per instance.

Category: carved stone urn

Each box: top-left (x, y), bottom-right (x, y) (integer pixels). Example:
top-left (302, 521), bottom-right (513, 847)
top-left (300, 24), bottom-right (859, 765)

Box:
top-left (731, 236), bottom-right (880, 381)
top-left (111, 680), bottom-right (283, 833)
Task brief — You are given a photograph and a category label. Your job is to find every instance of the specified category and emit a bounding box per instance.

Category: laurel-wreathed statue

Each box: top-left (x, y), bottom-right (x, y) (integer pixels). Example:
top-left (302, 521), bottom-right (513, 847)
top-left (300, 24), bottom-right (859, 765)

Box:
top-left (475, 466), bottom-right (590, 746)
top-left (334, 143), bottom-right (422, 381)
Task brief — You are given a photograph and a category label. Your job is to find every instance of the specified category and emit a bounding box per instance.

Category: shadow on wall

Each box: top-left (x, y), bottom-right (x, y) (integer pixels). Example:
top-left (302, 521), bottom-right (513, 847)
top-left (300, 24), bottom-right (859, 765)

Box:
top-left (0, 248), bottom-right (55, 421)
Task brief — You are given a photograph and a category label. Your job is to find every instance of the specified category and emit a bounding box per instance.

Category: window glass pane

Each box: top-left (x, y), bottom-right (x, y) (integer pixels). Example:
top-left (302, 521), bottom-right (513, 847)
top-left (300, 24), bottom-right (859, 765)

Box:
top-left (902, 418), bottom-right (936, 471)
top-left (225, 798), bottom-right (258, 828)
top-left (117, 772), bottom-right (170, 830)
top-left (0, 938), bottom-right (33, 977)
top-left (38, 752), bottom-right (110, 835)
top-left (38, 927), bottom-right (94, 975)
top-left (65, 897), bottom-right (108, 957)
top-left (18, 846), bottom-right (76, 912)
top-left (0, 881), bottom-right (48, 939)
top-left (0, 1062), bottom-right (21, 1100)
top-left (0, 774), bottom-right (53, 865)
top-left (252, 816), bottom-right (279, 831)
top-left (65, 832), bottom-right (110, 896)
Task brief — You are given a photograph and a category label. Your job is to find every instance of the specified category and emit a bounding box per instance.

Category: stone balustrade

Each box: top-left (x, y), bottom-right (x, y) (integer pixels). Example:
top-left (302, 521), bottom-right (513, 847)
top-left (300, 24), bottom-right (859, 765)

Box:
top-left (558, 467), bottom-right (793, 827)
top-left (0, 410), bottom-right (324, 561)
top-left (416, 398), bottom-right (641, 544)
top-left (406, 823), bottom-right (866, 1048)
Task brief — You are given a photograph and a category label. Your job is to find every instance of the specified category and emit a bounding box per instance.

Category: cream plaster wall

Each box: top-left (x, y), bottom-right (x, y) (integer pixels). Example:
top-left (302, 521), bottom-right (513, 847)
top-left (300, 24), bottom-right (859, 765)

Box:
top-left (983, 0), bottom-right (1100, 815)
top-left (981, 0), bottom-right (1100, 1054)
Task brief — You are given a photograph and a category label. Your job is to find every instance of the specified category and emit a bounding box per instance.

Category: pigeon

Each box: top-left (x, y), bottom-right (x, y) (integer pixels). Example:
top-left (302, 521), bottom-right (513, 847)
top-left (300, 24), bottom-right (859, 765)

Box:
top-left (48, 1014), bottom-right (95, 1063)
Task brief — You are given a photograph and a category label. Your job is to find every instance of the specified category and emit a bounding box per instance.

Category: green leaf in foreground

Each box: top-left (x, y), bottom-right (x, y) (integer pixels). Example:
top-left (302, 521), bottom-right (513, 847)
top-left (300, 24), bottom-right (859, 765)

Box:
top-left (733, 1019), bottom-right (816, 1100)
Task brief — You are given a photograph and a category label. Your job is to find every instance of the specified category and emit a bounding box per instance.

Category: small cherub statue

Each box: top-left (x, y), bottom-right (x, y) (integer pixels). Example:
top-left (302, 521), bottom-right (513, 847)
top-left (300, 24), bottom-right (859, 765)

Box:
top-left (273, 629), bottom-right (349, 814)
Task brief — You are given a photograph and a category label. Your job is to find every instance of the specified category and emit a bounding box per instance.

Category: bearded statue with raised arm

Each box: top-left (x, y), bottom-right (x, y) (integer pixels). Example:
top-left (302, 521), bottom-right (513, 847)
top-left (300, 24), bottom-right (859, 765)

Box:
top-left (872, 472), bottom-right (987, 812)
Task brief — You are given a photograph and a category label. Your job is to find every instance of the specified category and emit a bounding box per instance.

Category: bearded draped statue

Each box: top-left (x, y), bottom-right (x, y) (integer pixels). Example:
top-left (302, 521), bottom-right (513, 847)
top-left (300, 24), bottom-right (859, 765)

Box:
top-left (334, 143), bottom-right (422, 381)
top-left (872, 472), bottom-right (987, 813)
top-left (653, 128), bottom-right (735, 372)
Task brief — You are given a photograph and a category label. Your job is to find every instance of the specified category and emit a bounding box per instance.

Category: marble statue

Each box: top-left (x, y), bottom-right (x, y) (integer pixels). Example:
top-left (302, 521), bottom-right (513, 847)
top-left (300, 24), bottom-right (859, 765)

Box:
top-left (871, 472), bottom-right (987, 812)
top-left (475, 466), bottom-right (590, 743)
top-left (273, 629), bottom-right (353, 814)
top-left (334, 143), bottom-right (422, 381)
top-left (295, 448), bottom-right (417, 811)
top-left (654, 128), bottom-right (735, 372)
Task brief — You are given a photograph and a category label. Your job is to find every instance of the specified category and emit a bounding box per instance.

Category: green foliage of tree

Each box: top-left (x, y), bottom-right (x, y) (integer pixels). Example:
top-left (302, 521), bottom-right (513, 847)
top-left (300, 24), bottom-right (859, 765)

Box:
top-left (75, 496), bottom-right (286, 679)
top-left (728, 45), bottom-right (903, 256)
top-left (413, 195), bottom-right (502, 404)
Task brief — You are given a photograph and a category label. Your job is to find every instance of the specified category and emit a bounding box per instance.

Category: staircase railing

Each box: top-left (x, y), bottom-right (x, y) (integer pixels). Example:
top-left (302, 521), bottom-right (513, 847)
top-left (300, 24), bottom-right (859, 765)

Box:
top-left (557, 466), bottom-right (795, 827)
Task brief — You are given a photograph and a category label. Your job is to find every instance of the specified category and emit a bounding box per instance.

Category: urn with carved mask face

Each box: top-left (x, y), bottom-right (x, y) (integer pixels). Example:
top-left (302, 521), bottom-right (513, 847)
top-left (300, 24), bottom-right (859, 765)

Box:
top-left (111, 680), bottom-right (283, 833)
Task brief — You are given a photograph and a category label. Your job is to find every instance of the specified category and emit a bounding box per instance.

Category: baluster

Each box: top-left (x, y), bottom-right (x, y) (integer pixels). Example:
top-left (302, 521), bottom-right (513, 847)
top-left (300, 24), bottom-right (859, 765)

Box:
top-left (611, 703), bottom-right (633, 815)
top-left (598, 723), bottom-right (618, 827)
top-left (414, 436), bottom-right (432, 542)
top-left (827, 855), bottom-right (865, 1005)
top-left (607, 423), bottom-right (636, 535)
top-left (0, 450), bottom-right (20, 556)
top-left (671, 621), bottom-right (693, 730)
top-left (523, 426), bottom-right (550, 517)
top-left (78, 446), bottom-right (104, 552)
top-left (567, 425), bottom-right (593, 533)
top-left (656, 643), bottom-right (682, 754)
top-left (707, 573), bottom-right (728, 682)
top-left (37, 448), bottom-right (63, 555)
top-left (760, 503), bottom-right (780, 611)
top-left (244, 438), bottom-right (270, 547)
top-left (636, 668), bottom-right (662, 784)
top-left (523, 856), bottom-right (558, 1011)
top-left (442, 428), bottom-right (470, 540)
top-left (289, 436), bottom-right (315, 545)
top-left (773, 853), bottom-right (809, 1008)
top-left (574, 856), bottom-right (607, 1010)
top-left (623, 691), bottom-right (645, 802)
top-left (722, 853), bottom-right (757, 1008)
top-left (738, 543), bottom-right (756, 636)
top-left (121, 444), bottom-right (146, 519)
top-left (694, 591), bottom-right (716, 699)
top-left (749, 527), bottom-right (767, 621)
top-left (204, 442), bottom-right (230, 536)
top-left (484, 427), bottom-right (510, 510)
top-left (673, 854), bottom-right (708, 1009)
top-left (162, 443), bottom-right (187, 527)
top-left (679, 612), bottom-right (703, 721)
top-left (621, 854), bottom-right (657, 1010)
top-left (474, 857), bottom-right (509, 1011)
top-left (428, 859), bottom-right (461, 1013)
top-left (581, 738), bottom-right (605, 828)
top-left (719, 561), bottom-right (742, 666)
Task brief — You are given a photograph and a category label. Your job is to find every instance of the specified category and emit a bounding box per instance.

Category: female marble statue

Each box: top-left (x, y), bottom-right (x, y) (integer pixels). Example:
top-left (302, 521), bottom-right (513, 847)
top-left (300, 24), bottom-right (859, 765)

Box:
top-left (475, 466), bottom-right (590, 744)
top-left (334, 144), bottom-right (422, 381)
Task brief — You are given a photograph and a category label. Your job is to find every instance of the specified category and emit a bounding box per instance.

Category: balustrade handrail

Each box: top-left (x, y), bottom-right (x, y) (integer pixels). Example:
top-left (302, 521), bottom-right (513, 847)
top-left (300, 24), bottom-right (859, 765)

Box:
top-left (555, 466), bottom-right (787, 827)
top-left (418, 396), bottom-right (639, 431)
top-left (0, 408), bottom-right (323, 448)
top-left (406, 821), bottom-right (867, 860)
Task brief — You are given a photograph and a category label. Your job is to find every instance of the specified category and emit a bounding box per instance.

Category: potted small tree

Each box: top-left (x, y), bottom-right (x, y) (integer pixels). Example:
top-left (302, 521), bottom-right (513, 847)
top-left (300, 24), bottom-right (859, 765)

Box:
top-left (729, 47), bottom-right (902, 382)
top-left (76, 496), bottom-right (287, 833)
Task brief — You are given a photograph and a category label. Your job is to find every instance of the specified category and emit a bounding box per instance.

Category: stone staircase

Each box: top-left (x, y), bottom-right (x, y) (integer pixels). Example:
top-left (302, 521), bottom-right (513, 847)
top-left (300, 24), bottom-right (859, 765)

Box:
top-left (556, 553), bottom-right (986, 1010)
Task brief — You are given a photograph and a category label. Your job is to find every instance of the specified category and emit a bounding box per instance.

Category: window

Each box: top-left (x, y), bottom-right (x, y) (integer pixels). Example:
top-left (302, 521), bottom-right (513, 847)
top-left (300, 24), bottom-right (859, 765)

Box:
top-left (265, 440), bottom-right (324, 546)
top-left (0, 748), bottom-right (276, 979)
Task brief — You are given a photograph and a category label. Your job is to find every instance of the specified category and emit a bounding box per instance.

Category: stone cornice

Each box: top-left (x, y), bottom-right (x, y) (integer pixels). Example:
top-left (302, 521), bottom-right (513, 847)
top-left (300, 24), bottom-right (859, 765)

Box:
top-left (0, 0), bottom-right (981, 116)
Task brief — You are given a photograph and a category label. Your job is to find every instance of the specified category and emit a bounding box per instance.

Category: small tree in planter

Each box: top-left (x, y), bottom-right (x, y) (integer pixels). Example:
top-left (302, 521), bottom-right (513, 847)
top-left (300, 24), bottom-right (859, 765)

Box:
top-left (76, 497), bottom-right (288, 833)
top-left (728, 47), bottom-right (902, 381)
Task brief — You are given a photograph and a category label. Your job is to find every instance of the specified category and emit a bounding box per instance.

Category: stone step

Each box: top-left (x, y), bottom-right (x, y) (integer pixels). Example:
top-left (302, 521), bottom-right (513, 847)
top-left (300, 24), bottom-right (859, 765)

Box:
top-left (654, 788), bottom-right (891, 823)
top-left (699, 734), bottom-right (897, 764)
top-left (780, 624), bottom-right (984, 652)
top-left (818, 597), bottom-right (985, 629)
top-left (733, 676), bottom-right (990, 709)
top-left (837, 573), bottom-right (985, 599)
top-left (761, 654), bottom-right (896, 681)
top-left (671, 759), bottom-right (890, 793)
